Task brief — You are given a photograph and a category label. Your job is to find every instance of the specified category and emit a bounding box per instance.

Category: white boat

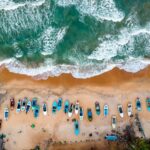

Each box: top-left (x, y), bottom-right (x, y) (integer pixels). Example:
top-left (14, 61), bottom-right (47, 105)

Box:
top-left (111, 115), bottom-right (117, 130)
top-left (127, 103), bottom-right (133, 117)
top-left (16, 100), bottom-right (21, 113)
top-left (4, 107), bottom-right (9, 121)
top-left (104, 104), bottom-right (109, 116)
top-left (43, 103), bottom-right (47, 116)
top-left (118, 104), bottom-right (124, 118)
top-left (26, 100), bottom-right (31, 114)
top-left (21, 98), bottom-right (27, 111)
top-left (75, 100), bottom-right (79, 115)
top-left (79, 107), bottom-right (84, 120)
top-left (68, 103), bottom-right (73, 117)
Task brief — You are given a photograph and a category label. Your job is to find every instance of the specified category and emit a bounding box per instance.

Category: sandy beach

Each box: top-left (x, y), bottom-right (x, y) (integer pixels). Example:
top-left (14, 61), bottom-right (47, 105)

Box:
top-left (0, 67), bottom-right (150, 149)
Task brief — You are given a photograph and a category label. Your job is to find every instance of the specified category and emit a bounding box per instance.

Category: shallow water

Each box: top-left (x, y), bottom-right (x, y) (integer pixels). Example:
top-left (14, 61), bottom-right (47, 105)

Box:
top-left (0, 0), bottom-right (150, 78)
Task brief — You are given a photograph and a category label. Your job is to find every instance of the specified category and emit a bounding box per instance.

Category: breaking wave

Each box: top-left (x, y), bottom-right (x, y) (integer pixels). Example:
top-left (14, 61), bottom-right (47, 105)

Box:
top-left (0, 56), bottom-right (150, 79)
top-left (56, 0), bottom-right (125, 22)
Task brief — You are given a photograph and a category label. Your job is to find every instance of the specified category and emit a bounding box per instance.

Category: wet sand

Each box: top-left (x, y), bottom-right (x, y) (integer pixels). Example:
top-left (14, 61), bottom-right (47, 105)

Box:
top-left (0, 67), bottom-right (150, 149)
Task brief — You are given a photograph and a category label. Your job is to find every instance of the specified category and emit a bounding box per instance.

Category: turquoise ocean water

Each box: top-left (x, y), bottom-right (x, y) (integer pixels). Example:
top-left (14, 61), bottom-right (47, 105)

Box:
top-left (0, 0), bottom-right (150, 78)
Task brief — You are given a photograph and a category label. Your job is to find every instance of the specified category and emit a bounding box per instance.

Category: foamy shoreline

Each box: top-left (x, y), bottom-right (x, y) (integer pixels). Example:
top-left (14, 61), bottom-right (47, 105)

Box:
top-left (0, 58), bottom-right (150, 80)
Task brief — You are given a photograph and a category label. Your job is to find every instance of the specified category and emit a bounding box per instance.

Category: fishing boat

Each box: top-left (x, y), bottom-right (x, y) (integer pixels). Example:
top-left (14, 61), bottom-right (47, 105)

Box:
top-left (74, 120), bottom-right (80, 136)
top-left (52, 101), bottom-right (57, 114)
top-left (104, 134), bottom-right (118, 141)
top-left (16, 100), bottom-right (21, 113)
top-left (57, 98), bottom-right (62, 111)
top-left (95, 101), bottom-right (100, 115)
top-left (111, 115), bottom-right (117, 130)
top-left (118, 104), bottom-right (124, 118)
top-left (42, 103), bottom-right (47, 116)
top-left (146, 97), bottom-right (150, 112)
top-left (31, 98), bottom-right (37, 111)
top-left (4, 107), bottom-right (9, 121)
top-left (75, 100), bottom-right (79, 115)
top-left (64, 100), bottom-right (69, 113)
top-left (21, 98), bottom-right (27, 111)
top-left (68, 103), bottom-right (73, 117)
top-left (127, 103), bottom-right (133, 117)
top-left (104, 104), bottom-right (109, 117)
top-left (34, 105), bottom-right (40, 118)
top-left (10, 98), bottom-right (15, 110)
top-left (79, 107), bottom-right (84, 121)
top-left (136, 97), bottom-right (141, 111)
top-left (26, 100), bottom-right (31, 114)
top-left (87, 108), bottom-right (92, 121)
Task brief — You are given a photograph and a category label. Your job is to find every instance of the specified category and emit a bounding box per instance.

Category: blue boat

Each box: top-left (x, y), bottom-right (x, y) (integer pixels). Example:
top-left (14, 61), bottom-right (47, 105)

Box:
top-left (104, 134), bottom-right (118, 141)
top-left (87, 108), bottom-right (92, 121)
top-left (146, 97), bottom-right (150, 112)
top-left (31, 98), bottom-right (37, 111)
top-left (16, 100), bottom-right (21, 113)
top-left (95, 102), bottom-right (100, 115)
top-left (136, 98), bottom-right (141, 111)
top-left (43, 103), bottom-right (47, 116)
top-left (64, 100), bottom-right (69, 113)
top-left (21, 97), bottom-right (27, 111)
top-left (57, 98), bottom-right (62, 111)
top-left (34, 105), bottom-right (40, 118)
top-left (26, 100), bottom-right (31, 114)
top-left (52, 101), bottom-right (57, 114)
top-left (4, 107), bottom-right (9, 121)
top-left (104, 104), bottom-right (109, 116)
top-left (74, 120), bottom-right (80, 136)
top-left (79, 107), bottom-right (84, 121)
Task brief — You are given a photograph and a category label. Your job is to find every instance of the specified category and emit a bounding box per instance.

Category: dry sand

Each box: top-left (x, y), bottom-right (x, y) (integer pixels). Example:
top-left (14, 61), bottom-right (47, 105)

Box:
top-left (0, 67), bottom-right (150, 149)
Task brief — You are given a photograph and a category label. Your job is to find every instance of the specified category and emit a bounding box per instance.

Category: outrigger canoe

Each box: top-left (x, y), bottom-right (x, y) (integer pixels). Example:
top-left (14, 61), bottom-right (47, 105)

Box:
top-left (111, 115), bottom-right (117, 130)
top-left (146, 97), bottom-right (150, 112)
top-left (75, 100), bottom-right (79, 115)
top-left (95, 101), bottom-right (100, 115)
top-left (4, 107), bottom-right (9, 121)
top-left (104, 104), bottom-right (109, 117)
top-left (16, 100), bottom-right (21, 113)
top-left (57, 98), bottom-right (62, 111)
top-left (118, 104), bottom-right (124, 118)
top-left (127, 103), bottom-right (133, 117)
top-left (74, 120), bottom-right (80, 136)
top-left (31, 98), bottom-right (37, 111)
top-left (52, 101), bottom-right (57, 114)
top-left (10, 98), bottom-right (15, 110)
top-left (104, 134), bottom-right (118, 141)
top-left (87, 108), bottom-right (92, 121)
top-left (68, 103), bottom-right (73, 117)
top-left (34, 105), bottom-right (40, 118)
top-left (79, 107), bottom-right (84, 121)
top-left (43, 103), bottom-right (47, 116)
top-left (21, 98), bottom-right (27, 111)
top-left (64, 100), bottom-right (69, 113)
top-left (26, 100), bottom-right (31, 114)
top-left (136, 98), bottom-right (141, 111)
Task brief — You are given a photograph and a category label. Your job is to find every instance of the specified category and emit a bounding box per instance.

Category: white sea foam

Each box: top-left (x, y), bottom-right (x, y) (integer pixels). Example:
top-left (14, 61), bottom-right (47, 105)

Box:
top-left (56, 0), bottom-right (125, 22)
top-left (118, 58), bottom-right (150, 73)
top-left (41, 26), bottom-right (67, 56)
top-left (88, 23), bottom-right (150, 62)
top-left (0, 0), bottom-right (45, 10)
top-left (0, 57), bottom-right (150, 79)
top-left (88, 38), bottom-right (121, 61)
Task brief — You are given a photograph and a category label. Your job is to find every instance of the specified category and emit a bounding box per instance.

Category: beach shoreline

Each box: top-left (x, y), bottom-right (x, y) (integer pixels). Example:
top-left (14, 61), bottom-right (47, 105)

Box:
top-left (0, 67), bottom-right (150, 149)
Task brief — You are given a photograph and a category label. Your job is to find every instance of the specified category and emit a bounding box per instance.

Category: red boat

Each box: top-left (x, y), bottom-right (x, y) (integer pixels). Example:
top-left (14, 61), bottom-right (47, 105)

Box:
top-left (10, 98), bottom-right (15, 110)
